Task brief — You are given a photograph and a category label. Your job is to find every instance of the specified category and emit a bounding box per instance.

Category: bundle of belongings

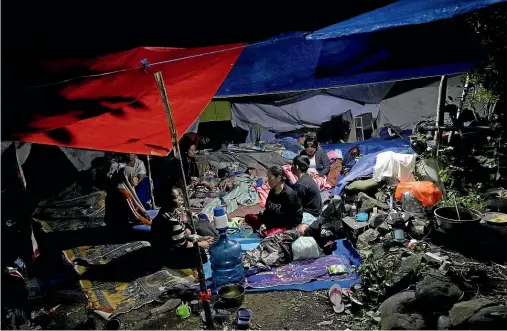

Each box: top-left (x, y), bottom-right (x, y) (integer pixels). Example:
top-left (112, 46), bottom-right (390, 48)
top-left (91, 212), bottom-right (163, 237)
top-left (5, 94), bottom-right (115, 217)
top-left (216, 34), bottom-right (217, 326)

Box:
top-left (243, 197), bottom-right (346, 273)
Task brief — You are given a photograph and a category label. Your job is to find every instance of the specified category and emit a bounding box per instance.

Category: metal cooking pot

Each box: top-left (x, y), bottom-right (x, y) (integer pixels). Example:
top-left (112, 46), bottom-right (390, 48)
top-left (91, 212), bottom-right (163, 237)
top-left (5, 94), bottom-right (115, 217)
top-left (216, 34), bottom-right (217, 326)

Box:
top-left (217, 284), bottom-right (245, 308)
top-left (434, 207), bottom-right (482, 232)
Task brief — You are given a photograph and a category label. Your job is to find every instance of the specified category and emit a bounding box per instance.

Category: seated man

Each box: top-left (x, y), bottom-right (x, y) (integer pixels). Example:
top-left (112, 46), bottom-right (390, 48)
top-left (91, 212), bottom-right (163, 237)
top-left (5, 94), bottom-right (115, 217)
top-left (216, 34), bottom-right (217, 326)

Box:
top-left (290, 155), bottom-right (322, 225)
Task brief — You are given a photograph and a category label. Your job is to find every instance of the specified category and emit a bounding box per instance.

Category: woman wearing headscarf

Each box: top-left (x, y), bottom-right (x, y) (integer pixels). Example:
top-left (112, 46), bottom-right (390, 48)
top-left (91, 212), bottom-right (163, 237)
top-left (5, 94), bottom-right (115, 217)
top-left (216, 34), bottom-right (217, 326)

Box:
top-left (105, 166), bottom-right (153, 232)
top-left (299, 137), bottom-right (330, 177)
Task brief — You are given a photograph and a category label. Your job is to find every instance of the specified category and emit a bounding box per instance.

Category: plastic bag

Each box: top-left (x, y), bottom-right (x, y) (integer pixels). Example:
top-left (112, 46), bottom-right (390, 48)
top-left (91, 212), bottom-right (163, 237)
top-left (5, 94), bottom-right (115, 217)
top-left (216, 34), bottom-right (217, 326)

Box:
top-left (373, 151), bottom-right (416, 183)
top-left (292, 236), bottom-right (320, 261)
top-left (395, 181), bottom-right (443, 207)
top-left (401, 191), bottom-right (424, 214)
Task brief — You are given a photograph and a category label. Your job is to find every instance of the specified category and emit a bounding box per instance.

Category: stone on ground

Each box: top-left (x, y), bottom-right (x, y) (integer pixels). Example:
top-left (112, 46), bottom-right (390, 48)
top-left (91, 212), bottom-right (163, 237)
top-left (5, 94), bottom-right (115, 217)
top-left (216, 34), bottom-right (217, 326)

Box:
top-left (437, 315), bottom-right (451, 330)
top-left (388, 254), bottom-right (422, 290)
top-left (465, 305), bottom-right (507, 330)
top-left (378, 291), bottom-right (418, 317)
top-left (415, 271), bottom-right (462, 312)
top-left (381, 312), bottom-right (426, 330)
top-left (449, 298), bottom-right (495, 326)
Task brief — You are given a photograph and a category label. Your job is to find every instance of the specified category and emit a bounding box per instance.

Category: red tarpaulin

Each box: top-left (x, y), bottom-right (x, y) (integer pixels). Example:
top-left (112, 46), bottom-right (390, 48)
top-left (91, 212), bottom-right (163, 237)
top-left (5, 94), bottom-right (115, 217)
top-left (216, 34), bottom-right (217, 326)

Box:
top-left (12, 45), bottom-right (244, 155)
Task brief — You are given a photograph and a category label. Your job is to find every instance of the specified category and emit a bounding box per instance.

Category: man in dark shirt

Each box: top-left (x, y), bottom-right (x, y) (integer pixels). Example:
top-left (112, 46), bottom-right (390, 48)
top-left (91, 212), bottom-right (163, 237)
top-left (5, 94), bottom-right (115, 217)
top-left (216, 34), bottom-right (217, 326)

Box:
top-left (291, 155), bottom-right (322, 217)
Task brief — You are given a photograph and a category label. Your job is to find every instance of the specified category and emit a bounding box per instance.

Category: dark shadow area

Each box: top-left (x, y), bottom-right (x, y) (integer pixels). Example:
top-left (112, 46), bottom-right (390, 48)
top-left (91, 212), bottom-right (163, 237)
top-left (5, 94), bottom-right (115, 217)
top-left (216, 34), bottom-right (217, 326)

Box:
top-left (197, 121), bottom-right (248, 150)
top-left (430, 224), bottom-right (507, 263)
top-left (78, 247), bottom-right (159, 283)
top-left (3, 92), bottom-right (142, 143)
top-left (7, 1), bottom-right (396, 61)
top-left (315, 18), bottom-right (482, 80)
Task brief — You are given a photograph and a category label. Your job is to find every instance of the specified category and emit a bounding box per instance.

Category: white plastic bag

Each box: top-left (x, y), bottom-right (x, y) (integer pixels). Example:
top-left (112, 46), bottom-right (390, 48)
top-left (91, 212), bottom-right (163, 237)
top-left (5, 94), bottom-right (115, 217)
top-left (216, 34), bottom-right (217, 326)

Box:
top-left (292, 236), bottom-right (320, 261)
top-left (373, 151), bottom-right (416, 183)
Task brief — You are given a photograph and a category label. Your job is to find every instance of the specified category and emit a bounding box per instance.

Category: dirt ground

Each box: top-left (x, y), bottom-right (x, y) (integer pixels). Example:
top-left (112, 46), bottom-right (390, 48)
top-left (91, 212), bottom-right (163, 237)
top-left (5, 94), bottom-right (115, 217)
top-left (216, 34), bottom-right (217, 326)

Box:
top-left (49, 290), bottom-right (376, 330)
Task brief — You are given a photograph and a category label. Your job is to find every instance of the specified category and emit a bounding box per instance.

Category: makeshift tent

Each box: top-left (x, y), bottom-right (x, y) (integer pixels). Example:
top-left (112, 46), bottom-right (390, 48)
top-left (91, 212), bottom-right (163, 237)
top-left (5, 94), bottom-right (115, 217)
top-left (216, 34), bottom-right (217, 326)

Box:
top-left (6, 0), bottom-right (502, 155)
top-left (221, 75), bottom-right (463, 138)
top-left (231, 95), bottom-right (378, 132)
top-left (1, 142), bottom-right (95, 206)
top-left (6, 45), bottom-right (244, 155)
top-left (307, 0), bottom-right (506, 40)
top-left (1, 141), bottom-right (104, 171)
top-left (376, 75), bottom-right (465, 128)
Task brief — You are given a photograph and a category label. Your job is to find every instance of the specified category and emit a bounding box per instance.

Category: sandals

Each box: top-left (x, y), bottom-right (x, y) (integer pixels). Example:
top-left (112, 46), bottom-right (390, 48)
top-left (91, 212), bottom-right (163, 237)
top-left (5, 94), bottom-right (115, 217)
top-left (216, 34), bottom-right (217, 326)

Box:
top-left (328, 284), bottom-right (345, 313)
top-left (236, 308), bottom-right (252, 330)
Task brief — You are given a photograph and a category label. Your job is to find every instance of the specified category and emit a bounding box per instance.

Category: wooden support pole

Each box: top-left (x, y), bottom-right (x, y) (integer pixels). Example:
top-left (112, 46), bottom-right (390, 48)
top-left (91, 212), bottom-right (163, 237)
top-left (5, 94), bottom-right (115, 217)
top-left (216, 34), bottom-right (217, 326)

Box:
top-left (146, 155), bottom-right (156, 209)
top-left (448, 75), bottom-right (469, 143)
top-left (434, 75), bottom-right (448, 156)
top-left (153, 71), bottom-right (214, 330)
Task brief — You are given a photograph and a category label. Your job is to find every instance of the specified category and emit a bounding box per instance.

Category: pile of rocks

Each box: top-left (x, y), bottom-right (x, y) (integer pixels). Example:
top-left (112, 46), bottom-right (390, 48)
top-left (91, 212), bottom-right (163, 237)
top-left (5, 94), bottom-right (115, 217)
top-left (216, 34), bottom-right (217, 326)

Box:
top-left (374, 251), bottom-right (507, 330)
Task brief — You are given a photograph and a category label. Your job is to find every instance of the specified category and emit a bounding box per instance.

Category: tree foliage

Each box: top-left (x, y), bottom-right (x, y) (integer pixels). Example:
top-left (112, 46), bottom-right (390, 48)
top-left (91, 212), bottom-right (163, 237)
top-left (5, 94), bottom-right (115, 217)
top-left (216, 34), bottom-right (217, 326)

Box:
top-left (467, 4), bottom-right (507, 103)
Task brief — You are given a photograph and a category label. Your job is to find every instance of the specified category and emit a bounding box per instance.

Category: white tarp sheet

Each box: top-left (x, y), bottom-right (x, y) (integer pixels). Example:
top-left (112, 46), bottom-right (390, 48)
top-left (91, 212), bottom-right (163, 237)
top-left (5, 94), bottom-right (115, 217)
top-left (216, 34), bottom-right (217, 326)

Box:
top-left (232, 94), bottom-right (379, 132)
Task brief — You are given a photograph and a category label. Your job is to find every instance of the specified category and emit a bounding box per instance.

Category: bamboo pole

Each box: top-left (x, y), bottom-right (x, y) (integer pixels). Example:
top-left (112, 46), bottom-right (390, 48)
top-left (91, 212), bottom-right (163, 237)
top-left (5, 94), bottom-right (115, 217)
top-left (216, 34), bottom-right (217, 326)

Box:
top-left (434, 75), bottom-right (448, 156)
top-left (146, 155), bottom-right (156, 209)
top-left (448, 75), bottom-right (469, 143)
top-left (153, 71), bottom-right (214, 330)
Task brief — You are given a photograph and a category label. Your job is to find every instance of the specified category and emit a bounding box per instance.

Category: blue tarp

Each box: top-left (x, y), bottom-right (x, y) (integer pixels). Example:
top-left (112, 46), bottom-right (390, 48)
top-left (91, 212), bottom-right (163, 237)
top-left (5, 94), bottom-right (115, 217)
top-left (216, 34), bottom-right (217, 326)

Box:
top-left (322, 138), bottom-right (412, 160)
top-left (307, 0), bottom-right (506, 40)
top-left (217, 17), bottom-right (479, 97)
top-left (331, 145), bottom-right (415, 195)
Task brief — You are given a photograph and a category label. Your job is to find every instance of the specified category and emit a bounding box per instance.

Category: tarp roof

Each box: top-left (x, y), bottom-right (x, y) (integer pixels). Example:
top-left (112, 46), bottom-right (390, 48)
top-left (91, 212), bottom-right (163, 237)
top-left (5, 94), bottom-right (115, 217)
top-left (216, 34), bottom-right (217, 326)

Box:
top-left (306, 0), bottom-right (506, 40)
top-left (5, 1), bottom-right (498, 154)
top-left (6, 45), bottom-right (244, 155)
top-left (216, 16), bottom-right (479, 97)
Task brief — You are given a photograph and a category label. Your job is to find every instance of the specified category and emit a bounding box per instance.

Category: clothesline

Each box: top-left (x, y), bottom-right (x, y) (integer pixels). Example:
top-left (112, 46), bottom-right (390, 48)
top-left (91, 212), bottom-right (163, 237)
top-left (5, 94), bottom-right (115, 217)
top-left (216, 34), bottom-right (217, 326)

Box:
top-left (28, 34), bottom-right (300, 90)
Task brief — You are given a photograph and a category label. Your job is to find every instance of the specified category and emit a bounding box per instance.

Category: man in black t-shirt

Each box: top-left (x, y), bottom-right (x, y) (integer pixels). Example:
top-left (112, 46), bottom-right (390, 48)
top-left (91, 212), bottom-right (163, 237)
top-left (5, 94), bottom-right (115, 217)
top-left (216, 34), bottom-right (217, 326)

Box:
top-left (291, 155), bottom-right (323, 218)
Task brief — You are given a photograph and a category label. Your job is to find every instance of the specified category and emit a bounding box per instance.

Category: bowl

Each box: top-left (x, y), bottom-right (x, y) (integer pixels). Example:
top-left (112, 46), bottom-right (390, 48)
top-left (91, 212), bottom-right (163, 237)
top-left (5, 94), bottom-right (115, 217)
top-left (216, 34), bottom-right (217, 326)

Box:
top-left (217, 284), bottom-right (245, 308)
top-left (482, 212), bottom-right (507, 225)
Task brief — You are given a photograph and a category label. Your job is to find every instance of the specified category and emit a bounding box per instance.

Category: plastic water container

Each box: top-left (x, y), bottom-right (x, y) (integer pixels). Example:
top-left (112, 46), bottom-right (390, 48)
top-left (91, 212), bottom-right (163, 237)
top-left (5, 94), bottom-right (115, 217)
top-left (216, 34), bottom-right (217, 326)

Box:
top-left (210, 207), bottom-right (245, 288)
top-left (213, 206), bottom-right (229, 230)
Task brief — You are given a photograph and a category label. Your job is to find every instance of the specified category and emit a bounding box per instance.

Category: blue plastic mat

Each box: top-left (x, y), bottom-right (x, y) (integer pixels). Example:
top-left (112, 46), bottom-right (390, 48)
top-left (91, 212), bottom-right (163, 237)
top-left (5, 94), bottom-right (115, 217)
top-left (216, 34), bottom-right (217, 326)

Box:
top-left (245, 239), bottom-right (361, 292)
top-left (202, 234), bottom-right (361, 293)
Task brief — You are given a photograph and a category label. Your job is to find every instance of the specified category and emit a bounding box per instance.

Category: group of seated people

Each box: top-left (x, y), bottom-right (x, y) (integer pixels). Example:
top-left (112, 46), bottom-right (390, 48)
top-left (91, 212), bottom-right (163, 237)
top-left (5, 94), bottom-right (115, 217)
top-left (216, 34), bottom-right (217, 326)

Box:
top-left (104, 164), bottom-right (214, 269)
top-left (103, 135), bottom-right (331, 270)
top-left (245, 136), bottom-right (330, 236)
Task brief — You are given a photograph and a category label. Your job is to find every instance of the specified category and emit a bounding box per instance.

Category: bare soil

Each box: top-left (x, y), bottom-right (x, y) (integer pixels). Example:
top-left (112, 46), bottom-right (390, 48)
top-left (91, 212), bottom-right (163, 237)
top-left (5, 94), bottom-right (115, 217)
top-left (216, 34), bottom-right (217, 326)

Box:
top-left (49, 290), bottom-right (377, 330)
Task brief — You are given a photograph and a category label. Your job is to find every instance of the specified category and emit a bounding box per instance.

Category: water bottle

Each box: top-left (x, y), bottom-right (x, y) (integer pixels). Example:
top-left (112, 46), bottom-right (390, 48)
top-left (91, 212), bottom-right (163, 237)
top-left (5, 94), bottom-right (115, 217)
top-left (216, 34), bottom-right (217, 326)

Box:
top-left (210, 206), bottom-right (245, 288)
top-left (350, 204), bottom-right (357, 218)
